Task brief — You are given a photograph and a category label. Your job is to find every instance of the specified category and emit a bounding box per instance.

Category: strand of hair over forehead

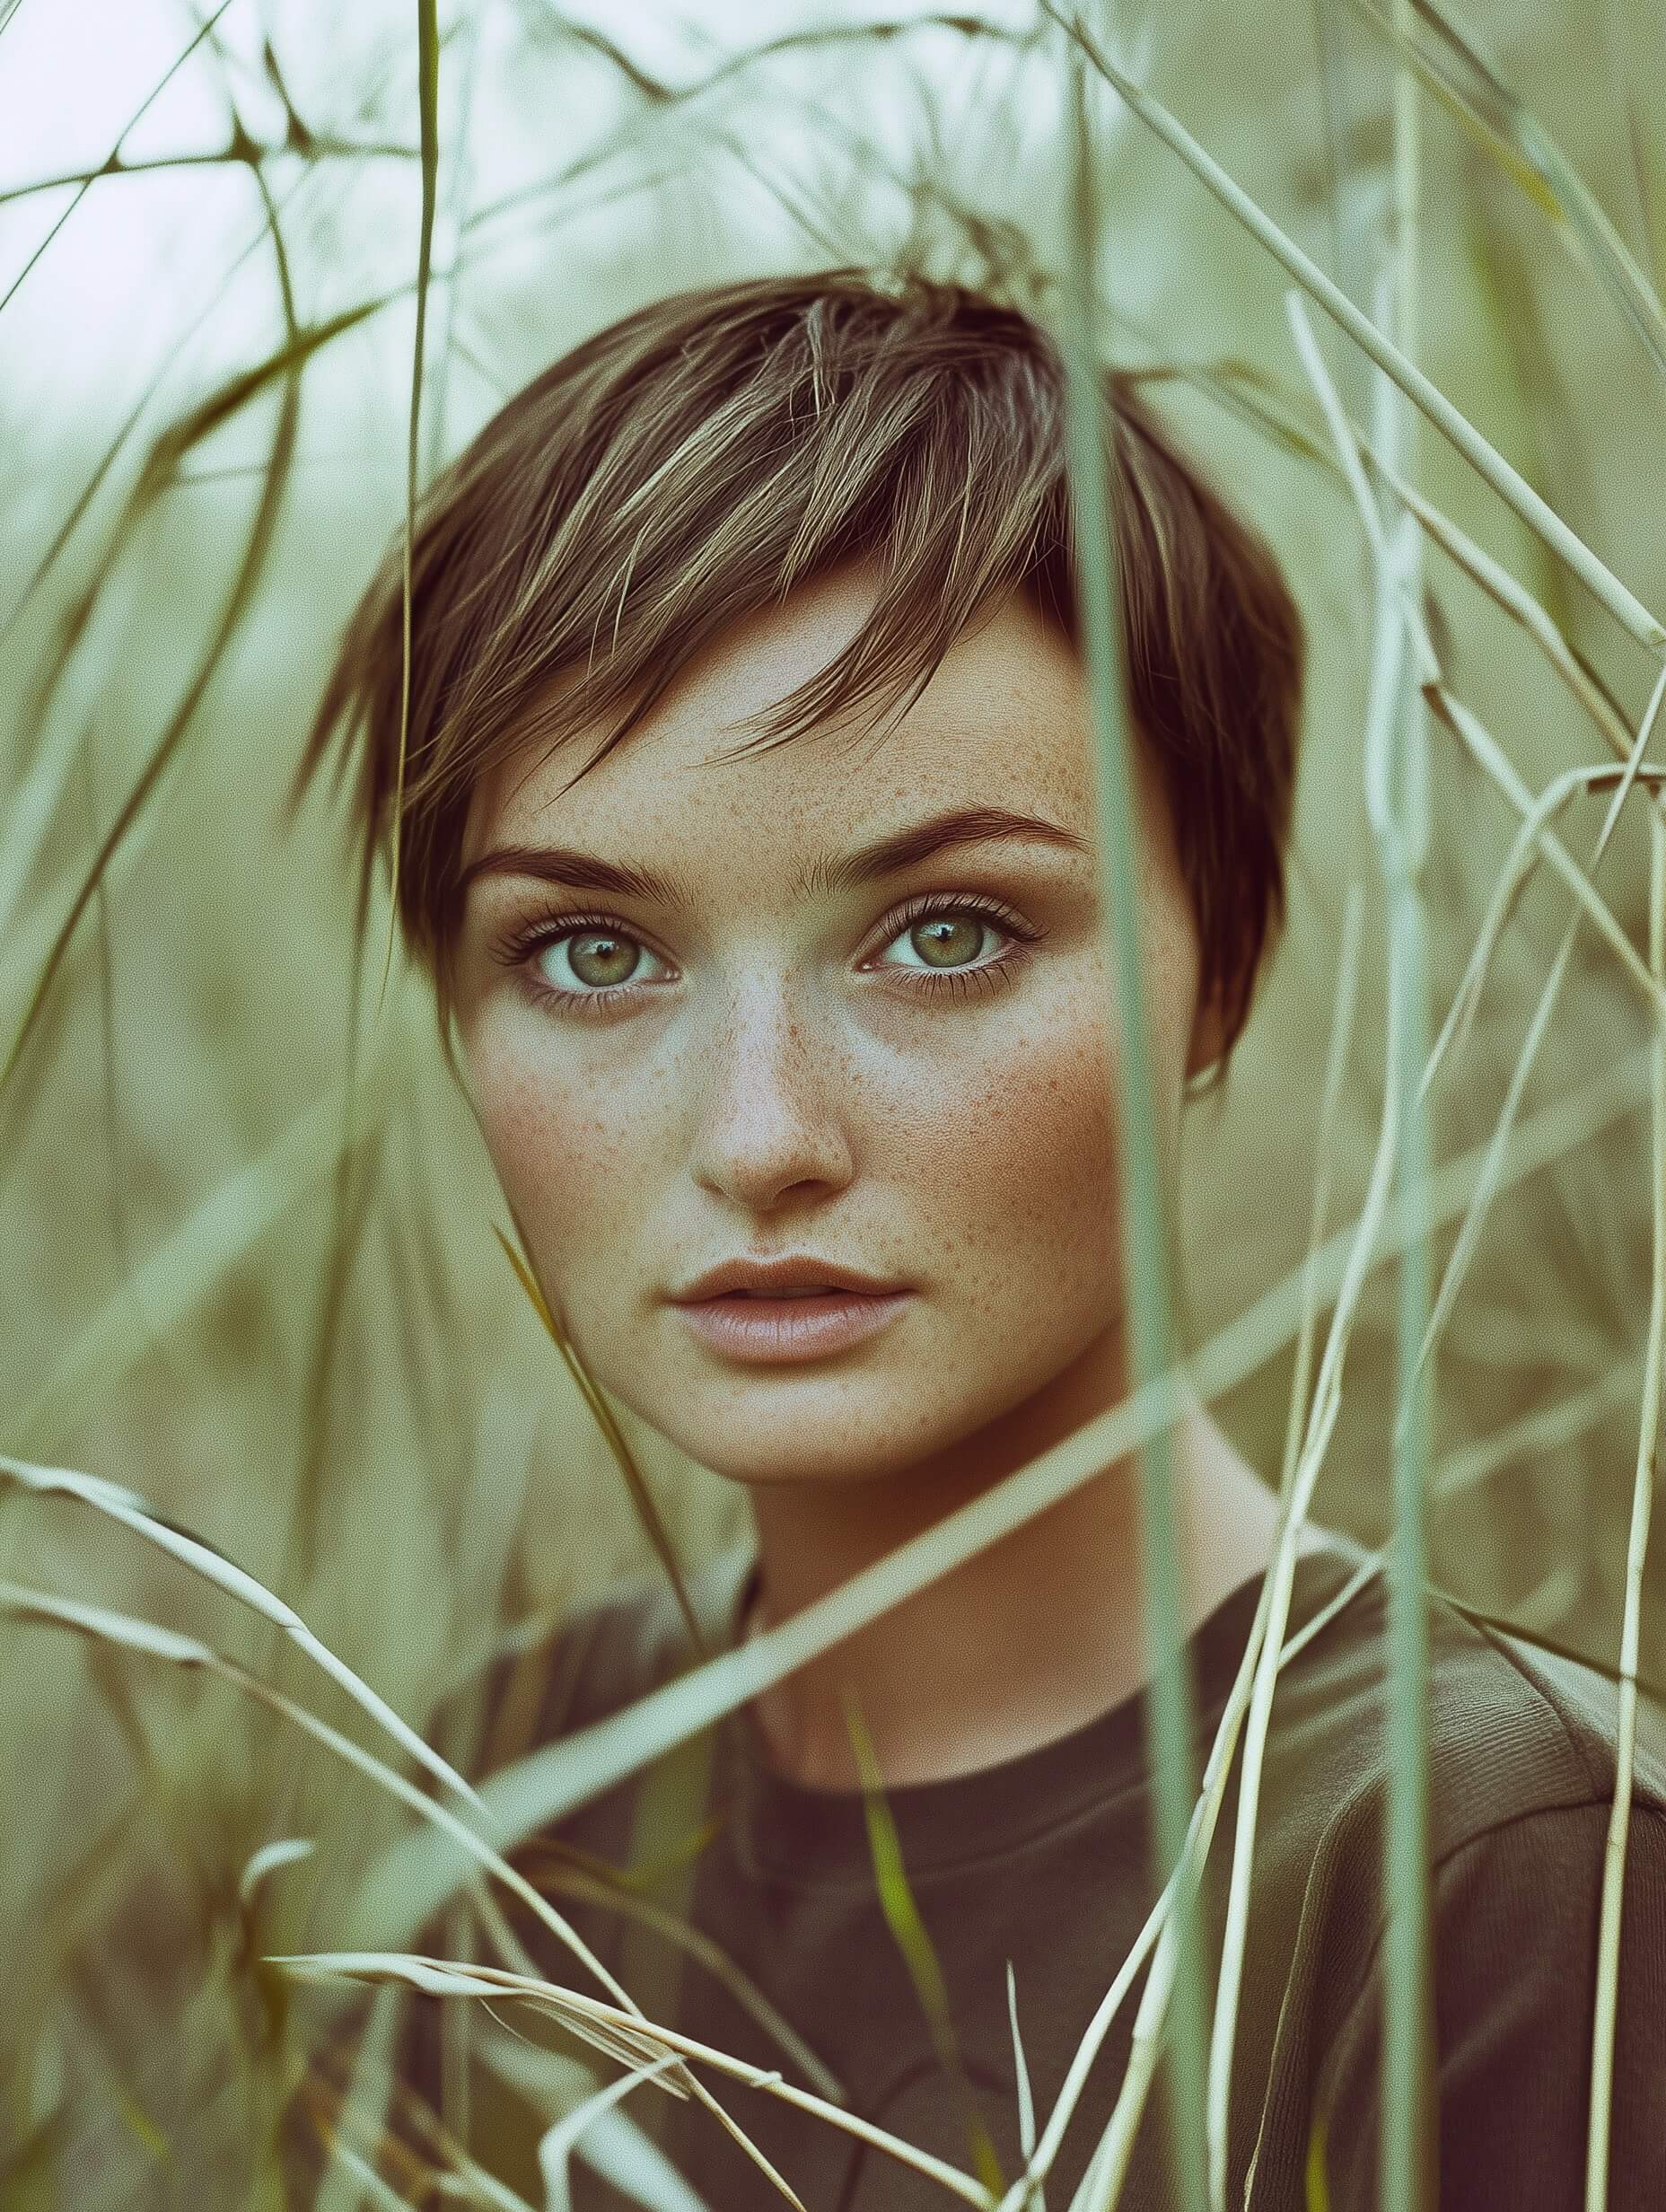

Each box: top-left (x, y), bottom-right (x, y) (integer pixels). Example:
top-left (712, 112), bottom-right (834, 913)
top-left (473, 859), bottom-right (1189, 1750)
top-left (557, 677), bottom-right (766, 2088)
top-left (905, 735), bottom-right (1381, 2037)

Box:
top-left (427, 280), bottom-right (1082, 806)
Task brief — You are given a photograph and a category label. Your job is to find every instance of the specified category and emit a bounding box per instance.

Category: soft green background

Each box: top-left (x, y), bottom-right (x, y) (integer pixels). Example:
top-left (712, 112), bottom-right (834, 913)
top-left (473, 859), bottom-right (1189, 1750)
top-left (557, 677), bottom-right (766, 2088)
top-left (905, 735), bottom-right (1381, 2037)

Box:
top-left (4, 1), bottom-right (1664, 2200)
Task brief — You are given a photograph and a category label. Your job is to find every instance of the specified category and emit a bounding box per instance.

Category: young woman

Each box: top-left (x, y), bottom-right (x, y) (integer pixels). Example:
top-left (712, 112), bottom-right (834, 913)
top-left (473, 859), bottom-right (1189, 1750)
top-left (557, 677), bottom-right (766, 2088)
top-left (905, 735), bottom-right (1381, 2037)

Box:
top-left (294, 273), bottom-right (1666, 2208)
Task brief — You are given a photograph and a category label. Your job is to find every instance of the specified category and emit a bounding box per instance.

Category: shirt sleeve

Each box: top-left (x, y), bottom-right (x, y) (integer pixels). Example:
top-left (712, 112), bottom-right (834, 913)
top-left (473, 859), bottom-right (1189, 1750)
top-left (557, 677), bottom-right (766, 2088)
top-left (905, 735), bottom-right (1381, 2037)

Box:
top-left (1316, 1799), bottom-right (1666, 2210)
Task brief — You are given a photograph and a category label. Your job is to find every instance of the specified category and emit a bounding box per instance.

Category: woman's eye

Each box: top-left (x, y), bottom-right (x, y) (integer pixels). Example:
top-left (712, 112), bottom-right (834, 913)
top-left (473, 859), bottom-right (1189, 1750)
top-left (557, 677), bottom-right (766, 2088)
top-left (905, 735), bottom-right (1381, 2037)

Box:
top-left (881, 912), bottom-right (1003, 972)
top-left (539, 927), bottom-right (664, 993)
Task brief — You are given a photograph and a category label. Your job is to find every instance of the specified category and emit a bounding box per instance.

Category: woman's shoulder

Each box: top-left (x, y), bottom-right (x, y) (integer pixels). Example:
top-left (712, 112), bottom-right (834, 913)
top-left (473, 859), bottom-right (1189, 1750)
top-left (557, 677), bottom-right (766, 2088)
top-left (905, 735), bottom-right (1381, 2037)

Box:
top-left (1272, 1543), bottom-right (1666, 1885)
top-left (1421, 1584), bottom-right (1666, 1857)
top-left (1275, 1582), bottom-right (1666, 2208)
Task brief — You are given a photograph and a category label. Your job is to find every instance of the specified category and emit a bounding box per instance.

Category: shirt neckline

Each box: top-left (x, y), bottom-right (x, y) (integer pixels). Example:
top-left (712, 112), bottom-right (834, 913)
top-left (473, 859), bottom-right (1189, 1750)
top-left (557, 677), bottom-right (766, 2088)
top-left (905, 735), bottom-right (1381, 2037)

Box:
top-left (708, 1534), bottom-right (1375, 1888)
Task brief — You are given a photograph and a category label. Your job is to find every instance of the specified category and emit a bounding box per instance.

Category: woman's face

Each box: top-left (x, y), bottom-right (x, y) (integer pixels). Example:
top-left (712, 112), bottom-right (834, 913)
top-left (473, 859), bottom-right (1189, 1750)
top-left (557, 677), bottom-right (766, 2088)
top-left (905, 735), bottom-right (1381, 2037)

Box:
top-left (452, 563), bottom-right (1208, 1492)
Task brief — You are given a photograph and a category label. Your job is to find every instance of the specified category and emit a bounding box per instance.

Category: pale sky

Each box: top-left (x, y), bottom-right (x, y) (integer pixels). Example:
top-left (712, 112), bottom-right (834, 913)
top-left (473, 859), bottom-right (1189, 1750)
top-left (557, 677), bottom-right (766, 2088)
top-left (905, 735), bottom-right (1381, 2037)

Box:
top-left (0, 0), bottom-right (1049, 484)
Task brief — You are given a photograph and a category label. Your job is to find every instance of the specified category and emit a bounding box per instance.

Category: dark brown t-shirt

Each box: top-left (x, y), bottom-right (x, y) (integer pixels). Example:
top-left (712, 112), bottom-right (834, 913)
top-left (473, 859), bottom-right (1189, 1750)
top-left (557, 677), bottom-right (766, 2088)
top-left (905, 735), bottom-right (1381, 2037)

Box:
top-left (330, 1535), bottom-right (1666, 2209)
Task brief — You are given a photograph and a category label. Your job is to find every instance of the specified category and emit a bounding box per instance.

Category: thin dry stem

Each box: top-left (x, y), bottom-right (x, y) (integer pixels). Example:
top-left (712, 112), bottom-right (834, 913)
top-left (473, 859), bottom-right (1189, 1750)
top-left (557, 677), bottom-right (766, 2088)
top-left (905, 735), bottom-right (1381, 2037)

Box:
top-left (1583, 806), bottom-right (1666, 2209)
top-left (1051, 2), bottom-right (1666, 653)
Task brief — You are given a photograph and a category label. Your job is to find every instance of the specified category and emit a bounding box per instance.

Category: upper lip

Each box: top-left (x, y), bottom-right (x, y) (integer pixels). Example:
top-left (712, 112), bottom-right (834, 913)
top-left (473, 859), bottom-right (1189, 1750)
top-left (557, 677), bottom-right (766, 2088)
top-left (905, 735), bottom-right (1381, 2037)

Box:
top-left (671, 1256), bottom-right (908, 1302)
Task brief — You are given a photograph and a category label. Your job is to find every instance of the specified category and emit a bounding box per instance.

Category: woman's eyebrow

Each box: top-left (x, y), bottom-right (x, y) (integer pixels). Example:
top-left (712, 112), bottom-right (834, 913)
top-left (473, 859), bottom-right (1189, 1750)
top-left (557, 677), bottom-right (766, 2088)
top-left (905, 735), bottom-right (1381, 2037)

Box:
top-left (459, 806), bottom-right (1089, 908)
top-left (459, 846), bottom-right (689, 906)
top-left (808, 805), bottom-right (1091, 892)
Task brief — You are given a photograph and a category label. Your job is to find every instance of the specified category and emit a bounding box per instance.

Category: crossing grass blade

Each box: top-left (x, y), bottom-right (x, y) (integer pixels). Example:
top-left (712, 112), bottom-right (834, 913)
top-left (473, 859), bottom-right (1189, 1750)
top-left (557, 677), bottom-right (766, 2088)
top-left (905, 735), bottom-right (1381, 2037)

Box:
top-left (1052, 35), bottom-right (1205, 2207)
top-left (1206, 882), bottom-right (1366, 2206)
top-left (843, 1692), bottom-right (1007, 2200)
top-left (0, 302), bottom-right (397, 1094)
top-left (0, 1582), bottom-right (811, 2207)
top-left (9, 11), bottom-right (1666, 2208)
top-left (349, 1030), bottom-right (1653, 1972)
top-left (0, 1454), bottom-right (484, 1813)
top-left (1044, 0), bottom-right (1666, 650)
top-left (374, 0), bottom-right (441, 1012)
top-left (490, 1220), bottom-right (711, 1663)
top-left (1378, 14), bottom-right (1437, 2200)
top-left (1337, 0), bottom-right (1666, 381)
top-left (1583, 805), bottom-right (1666, 2208)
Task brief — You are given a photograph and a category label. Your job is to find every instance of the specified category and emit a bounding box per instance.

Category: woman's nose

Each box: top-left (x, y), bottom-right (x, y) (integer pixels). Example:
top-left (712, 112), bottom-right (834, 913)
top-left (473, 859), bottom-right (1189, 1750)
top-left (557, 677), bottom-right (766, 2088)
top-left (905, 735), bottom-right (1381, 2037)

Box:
top-left (688, 982), bottom-right (855, 1215)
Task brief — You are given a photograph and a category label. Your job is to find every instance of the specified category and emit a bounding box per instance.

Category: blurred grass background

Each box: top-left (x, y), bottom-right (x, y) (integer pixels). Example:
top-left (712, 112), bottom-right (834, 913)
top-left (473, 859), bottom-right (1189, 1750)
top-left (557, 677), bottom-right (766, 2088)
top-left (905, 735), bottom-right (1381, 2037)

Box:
top-left (3, 0), bottom-right (1665, 2201)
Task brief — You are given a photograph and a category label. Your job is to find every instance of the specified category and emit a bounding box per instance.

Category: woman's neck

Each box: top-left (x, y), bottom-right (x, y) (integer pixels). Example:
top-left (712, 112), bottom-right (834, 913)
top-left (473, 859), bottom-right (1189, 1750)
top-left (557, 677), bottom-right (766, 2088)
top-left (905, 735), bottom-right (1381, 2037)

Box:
top-left (738, 1391), bottom-right (1294, 1793)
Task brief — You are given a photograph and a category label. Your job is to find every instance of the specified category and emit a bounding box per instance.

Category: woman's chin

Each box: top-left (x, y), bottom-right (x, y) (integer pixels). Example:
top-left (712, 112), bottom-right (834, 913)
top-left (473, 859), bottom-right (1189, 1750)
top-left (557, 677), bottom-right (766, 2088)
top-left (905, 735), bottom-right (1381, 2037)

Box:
top-left (638, 1394), bottom-right (947, 1492)
top-left (662, 1394), bottom-right (1008, 1495)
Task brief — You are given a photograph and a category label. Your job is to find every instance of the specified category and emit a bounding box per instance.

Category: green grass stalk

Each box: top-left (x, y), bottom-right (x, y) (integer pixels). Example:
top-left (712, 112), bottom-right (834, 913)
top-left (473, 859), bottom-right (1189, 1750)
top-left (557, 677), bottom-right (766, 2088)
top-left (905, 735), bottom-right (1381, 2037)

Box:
top-left (1366, 204), bottom-right (1438, 2202)
top-left (0, 1581), bottom-right (811, 2211)
top-left (376, 0), bottom-right (441, 1011)
top-left (1205, 887), bottom-right (1365, 2208)
top-left (1057, 41), bottom-right (1204, 2212)
top-left (1583, 803), bottom-right (1666, 2208)
top-left (1407, 674), bottom-right (1666, 1391)
top-left (1048, 2), bottom-right (1666, 653)
top-left (1425, 762), bottom-right (1666, 1093)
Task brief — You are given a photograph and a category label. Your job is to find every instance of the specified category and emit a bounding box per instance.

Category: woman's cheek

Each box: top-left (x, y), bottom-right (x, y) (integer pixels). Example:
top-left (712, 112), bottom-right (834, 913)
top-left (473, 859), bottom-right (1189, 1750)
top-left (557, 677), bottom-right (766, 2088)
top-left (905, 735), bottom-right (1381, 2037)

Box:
top-left (895, 995), bottom-right (1120, 1321)
top-left (470, 1034), bottom-right (643, 1251)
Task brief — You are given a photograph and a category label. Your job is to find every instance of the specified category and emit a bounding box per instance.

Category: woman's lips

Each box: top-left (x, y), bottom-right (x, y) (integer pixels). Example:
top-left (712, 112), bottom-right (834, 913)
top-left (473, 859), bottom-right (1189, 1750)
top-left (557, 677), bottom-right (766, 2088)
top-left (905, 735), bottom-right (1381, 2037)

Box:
top-left (672, 1288), bottom-right (912, 1364)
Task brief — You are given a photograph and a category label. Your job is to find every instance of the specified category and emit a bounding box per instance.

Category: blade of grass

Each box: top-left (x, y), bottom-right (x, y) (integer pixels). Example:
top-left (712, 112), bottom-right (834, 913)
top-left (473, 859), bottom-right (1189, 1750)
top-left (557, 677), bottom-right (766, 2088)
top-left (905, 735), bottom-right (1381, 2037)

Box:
top-left (240, 1838), bottom-right (317, 1909)
top-left (0, 305), bottom-right (393, 1093)
top-left (1407, 672), bottom-right (1666, 1389)
top-left (0, 0), bottom-right (238, 320)
top-left (1206, 883), bottom-right (1365, 2204)
top-left (286, 839), bottom-right (390, 1584)
top-left (1355, 446), bottom-right (1634, 761)
top-left (471, 1865), bottom-right (846, 2107)
top-left (1423, 689), bottom-right (1665, 1023)
top-left (1431, 1359), bottom-right (1644, 1504)
top-left (1424, 766), bottom-right (1666, 1092)
top-left (1116, 339), bottom-right (1636, 767)
top-left (311, 1988), bottom-right (402, 2212)
top-left (1284, 291), bottom-right (1663, 1059)
top-left (1292, 291), bottom-right (1666, 1428)
top-left (1340, 0), bottom-right (1666, 381)
top-left (1584, 804), bottom-right (1666, 2209)
top-left (1004, 1563), bottom-right (1383, 2212)
top-left (539, 2051), bottom-right (685, 2212)
top-left (0, 1585), bottom-right (835, 2210)
top-left (1272, 231), bottom-right (1442, 2212)
top-left (0, 152), bottom-right (320, 676)
top-left (1057, 36), bottom-right (1205, 2212)
top-left (0, 1454), bottom-right (482, 1814)
top-left (298, 2019), bottom-right (536, 2212)
top-left (1045, 1), bottom-right (1666, 653)
top-left (374, 0), bottom-right (441, 1014)
top-left (1005, 1966), bottom-right (1044, 2212)
top-left (843, 1693), bottom-right (1005, 2199)
top-left (1078, 857), bottom-right (1392, 2206)
top-left (423, 11), bottom-right (484, 483)
top-left (273, 1952), bottom-right (971, 2209)
top-left (1362, 222), bottom-right (1437, 2210)
top-left (490, 1221), bottom-right (709, 1662)
top-left (478, 2028), bottom-right (710, 2212)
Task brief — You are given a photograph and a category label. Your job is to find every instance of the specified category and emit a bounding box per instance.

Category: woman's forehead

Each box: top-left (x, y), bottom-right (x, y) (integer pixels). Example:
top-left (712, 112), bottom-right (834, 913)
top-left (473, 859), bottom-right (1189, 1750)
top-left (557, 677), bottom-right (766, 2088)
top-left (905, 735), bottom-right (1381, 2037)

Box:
top-left (464, 573), bottom-right (1103, 886)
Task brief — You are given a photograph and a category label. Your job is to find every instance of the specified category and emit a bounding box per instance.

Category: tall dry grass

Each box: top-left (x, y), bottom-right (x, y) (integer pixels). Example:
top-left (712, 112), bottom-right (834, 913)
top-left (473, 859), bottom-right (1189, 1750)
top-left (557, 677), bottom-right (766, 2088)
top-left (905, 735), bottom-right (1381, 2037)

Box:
top-left (4, 2), bottom-right (1666, 2207)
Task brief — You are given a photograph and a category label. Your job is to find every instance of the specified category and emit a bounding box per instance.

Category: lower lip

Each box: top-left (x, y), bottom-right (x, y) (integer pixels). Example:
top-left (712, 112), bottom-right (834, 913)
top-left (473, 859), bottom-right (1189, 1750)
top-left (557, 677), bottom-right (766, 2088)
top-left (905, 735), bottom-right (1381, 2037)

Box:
top-left (672, 1291), bottom-right (912, 1365)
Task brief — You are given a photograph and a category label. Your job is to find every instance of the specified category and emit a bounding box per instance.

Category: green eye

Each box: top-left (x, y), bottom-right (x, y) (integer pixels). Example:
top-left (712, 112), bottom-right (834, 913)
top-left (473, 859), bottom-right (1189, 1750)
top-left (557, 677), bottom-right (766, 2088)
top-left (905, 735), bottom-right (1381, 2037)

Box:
top-left (559, 929), bottom-right (643, 988)
top-left (906, 914), bottom-right (991, 969)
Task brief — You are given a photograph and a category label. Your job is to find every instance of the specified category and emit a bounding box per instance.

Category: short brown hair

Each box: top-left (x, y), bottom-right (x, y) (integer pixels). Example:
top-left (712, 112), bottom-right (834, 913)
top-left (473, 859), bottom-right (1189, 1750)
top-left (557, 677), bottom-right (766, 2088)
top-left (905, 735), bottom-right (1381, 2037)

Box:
top-left (295, 268), bottom-right (1304, 1079)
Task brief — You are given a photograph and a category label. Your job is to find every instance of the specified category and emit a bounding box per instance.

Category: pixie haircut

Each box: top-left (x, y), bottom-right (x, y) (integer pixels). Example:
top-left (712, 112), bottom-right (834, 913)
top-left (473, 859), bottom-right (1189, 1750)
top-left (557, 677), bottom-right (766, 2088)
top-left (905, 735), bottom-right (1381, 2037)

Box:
top-left (296, 268), bottom-right (1305, 1081)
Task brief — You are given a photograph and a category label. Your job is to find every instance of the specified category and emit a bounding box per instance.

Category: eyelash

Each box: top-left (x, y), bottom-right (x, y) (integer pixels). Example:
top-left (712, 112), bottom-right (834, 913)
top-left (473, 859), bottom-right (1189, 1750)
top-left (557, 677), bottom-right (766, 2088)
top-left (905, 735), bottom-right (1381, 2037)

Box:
top-left (490, 892), bottom-right (1045, 1017)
